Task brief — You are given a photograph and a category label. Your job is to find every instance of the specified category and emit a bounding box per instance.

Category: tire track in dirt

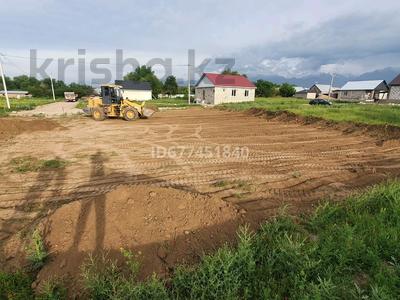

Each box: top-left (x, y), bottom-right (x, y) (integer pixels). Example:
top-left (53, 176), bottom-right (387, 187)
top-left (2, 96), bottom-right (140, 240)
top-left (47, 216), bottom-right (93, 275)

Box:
top-left (1, 108), bottom-right (400, 242)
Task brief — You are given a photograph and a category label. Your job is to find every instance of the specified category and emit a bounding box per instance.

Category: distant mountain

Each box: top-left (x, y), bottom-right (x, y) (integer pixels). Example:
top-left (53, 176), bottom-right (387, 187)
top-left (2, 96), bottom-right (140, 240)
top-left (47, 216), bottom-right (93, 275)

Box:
top-left (176, 67), bottom-right (400, 89)
top-left (354, 67), bottom-right (400, 82)
top-left (247, 67), bottom-right (400, 88)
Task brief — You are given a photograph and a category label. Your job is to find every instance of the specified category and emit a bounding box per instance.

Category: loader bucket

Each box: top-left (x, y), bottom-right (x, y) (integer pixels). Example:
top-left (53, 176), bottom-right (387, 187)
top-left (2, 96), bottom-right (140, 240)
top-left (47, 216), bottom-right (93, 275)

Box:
top-left (142, 107), bottom-right (156, 118)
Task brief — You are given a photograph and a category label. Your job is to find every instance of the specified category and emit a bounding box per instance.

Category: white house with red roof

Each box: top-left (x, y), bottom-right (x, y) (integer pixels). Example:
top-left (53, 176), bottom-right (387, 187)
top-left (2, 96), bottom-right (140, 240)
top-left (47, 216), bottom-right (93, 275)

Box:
top-left (195, 73), bottom-right (256, 105)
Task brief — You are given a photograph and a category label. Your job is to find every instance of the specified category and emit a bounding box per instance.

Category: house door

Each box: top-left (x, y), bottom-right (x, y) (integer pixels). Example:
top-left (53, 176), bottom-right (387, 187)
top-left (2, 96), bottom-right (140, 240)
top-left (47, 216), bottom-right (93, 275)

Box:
top-left (203, 90), bottom-right (206, 100)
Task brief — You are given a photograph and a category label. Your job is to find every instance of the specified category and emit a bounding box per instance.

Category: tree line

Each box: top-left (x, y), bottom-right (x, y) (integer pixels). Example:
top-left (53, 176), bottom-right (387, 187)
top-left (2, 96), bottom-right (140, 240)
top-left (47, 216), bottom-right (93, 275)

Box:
top-left (125, 66), bottom-right (297, 99)
top-left (124, 65), bottom-right (185, 98)
top-left (0, 75), bottom-right (94, 98)
top-left (1, 67), bottom-right (297, 99)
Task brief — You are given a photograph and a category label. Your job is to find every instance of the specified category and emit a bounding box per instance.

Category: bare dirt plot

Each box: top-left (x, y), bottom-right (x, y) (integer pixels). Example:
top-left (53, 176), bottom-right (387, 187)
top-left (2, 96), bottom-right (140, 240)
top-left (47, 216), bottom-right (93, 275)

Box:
top-left (11, 101), bottom-right (83, 117)
top-left (1, 107), bottom-right (400, 287)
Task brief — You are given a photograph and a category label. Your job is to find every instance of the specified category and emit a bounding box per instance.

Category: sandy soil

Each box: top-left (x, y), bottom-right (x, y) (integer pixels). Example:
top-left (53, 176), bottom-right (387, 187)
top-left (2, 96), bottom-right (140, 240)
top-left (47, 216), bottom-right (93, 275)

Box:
top-left (1, 107), bottom-right (400, 289)
top-left (12, 101), bottom-right (83, 117)
top-left (0, 117), bottom-right (63, 141)
top-left (35, 186), bottom-right (240, 289)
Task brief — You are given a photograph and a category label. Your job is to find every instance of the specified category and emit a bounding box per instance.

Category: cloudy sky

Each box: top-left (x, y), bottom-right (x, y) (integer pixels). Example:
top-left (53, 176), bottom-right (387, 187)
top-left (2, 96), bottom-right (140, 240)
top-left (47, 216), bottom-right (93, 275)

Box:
top-left (1, 0), bottom-right (400, 84)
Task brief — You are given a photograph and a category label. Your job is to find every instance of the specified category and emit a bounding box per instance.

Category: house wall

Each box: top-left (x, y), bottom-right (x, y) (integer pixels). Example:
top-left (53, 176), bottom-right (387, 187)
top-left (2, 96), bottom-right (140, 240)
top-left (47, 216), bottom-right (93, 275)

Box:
top-left (122, 89), bottom-right (152, 101)
top-left (308, 86), bottom-right (321, 94)
top-left (339, 90), bottom-right (373, 100)
top-left (214, 87), bottom-right (255, 105)
top-left (389, 86), bottom-right (400, 100)
top-left (294, 92), bottom-right (316, 99)
top-left (195, 87), bottom-right (215, 104)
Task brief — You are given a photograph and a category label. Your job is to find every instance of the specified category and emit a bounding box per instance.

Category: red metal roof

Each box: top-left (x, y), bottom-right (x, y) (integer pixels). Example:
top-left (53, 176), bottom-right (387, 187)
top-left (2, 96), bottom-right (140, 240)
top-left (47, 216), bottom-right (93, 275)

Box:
top-left (204, 73), bottom-right (256, 88)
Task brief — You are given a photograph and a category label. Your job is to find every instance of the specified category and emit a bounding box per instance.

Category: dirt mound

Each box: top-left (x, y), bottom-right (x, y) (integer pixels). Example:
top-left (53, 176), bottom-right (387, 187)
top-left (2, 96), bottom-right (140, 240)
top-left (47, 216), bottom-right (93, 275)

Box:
top-left (35, 185), bottom-right (241, 290)
top-left (0, 118), bottom-right (62, 141)
top-left (246, 108), bottom-right (400, 141)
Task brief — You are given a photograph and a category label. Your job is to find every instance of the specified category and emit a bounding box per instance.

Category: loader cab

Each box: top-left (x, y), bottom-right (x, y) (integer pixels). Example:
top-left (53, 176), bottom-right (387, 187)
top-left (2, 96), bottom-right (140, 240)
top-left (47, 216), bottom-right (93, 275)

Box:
top-left (101, 85), bottom-right (123, 105)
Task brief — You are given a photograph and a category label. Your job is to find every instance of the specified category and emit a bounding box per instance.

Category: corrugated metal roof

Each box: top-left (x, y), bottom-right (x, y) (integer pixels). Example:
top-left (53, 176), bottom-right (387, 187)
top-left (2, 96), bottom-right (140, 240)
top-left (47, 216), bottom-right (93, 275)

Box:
top-left (115, 80), bottom-right (152, 91)
top-left (294, 86), bottom-right (305, 92)
top-left (313, 84), bottom-right (340, 93)
top-left (340, 80), bottom-right (385, 91)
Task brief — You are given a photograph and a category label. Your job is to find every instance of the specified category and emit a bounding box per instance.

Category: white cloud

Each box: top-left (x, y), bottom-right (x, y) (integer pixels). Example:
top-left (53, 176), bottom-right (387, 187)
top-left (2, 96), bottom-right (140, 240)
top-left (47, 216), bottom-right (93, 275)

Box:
top-left (1, 0), bottom-right (400, 81)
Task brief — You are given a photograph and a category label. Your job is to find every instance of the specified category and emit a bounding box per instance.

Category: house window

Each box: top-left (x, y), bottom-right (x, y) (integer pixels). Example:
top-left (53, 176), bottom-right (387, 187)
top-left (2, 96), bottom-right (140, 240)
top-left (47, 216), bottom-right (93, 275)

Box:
top-left (232, 89), bottom-right (237, 97)
top-left (202, 90), bottom-right (205, 100)
top-left (245, 90), bottom-right (249, 97)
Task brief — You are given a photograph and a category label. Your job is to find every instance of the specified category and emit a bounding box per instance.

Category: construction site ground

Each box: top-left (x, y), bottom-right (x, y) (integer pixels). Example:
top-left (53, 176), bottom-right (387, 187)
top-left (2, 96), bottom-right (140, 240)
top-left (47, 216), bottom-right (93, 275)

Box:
top-left (1, 107), bottom-right (400, 288)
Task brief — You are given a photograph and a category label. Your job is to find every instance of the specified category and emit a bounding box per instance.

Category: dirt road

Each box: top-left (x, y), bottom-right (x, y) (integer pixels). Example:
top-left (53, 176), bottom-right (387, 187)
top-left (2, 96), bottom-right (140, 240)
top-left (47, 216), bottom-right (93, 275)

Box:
top-left (12, 101), bottom-right (82, 117)
top-left (1, 107), bottom-right (400, 285)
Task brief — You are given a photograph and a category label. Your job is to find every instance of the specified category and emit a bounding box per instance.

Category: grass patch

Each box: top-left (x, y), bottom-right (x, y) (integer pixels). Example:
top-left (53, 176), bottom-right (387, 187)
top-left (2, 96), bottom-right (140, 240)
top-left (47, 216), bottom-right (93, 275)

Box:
top-left (148, 98), bottom-right (200, 108)
top-left (10, 156), bottom-right (68, 173)
top-left (234, 180), bottom-right (252, 191)
top-left (0, 271), bottom-right (34, 299)
top-left (2, 181), bottom-right (400, 298)
top-left (212, 180), bottom-right (229, 188)
top-left (219, 97), bottom-right (400, 127)
top-left (0, 98), bottom-right (59, 117)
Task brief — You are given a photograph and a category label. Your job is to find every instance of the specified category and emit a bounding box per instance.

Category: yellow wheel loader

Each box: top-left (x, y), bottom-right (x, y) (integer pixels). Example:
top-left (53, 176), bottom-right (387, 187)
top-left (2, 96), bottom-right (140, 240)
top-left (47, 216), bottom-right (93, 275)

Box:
top-left (84, 84), bottom-right (156, 121)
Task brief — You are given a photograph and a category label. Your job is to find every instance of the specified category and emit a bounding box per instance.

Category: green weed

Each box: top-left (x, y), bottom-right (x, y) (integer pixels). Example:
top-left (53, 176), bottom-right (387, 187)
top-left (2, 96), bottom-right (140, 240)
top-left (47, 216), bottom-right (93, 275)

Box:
top-left (36, 280), bottom-right (67, 300)
top-left (0, 271), bottom-right (34, 299)
top-left (26, 229), bottom-right (48, 271)
top-left (212, 180), bottom-right (228, 188)
top-left (10, 156), bottom-right (68, 173)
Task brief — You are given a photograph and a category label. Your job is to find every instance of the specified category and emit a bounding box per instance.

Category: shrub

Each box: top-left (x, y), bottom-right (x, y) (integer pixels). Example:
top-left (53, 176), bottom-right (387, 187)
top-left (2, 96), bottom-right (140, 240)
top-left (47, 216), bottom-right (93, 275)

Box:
top-left (0, 271), bottom-right (34, 299)
top-left (279, 83), bottom-right (296, 97)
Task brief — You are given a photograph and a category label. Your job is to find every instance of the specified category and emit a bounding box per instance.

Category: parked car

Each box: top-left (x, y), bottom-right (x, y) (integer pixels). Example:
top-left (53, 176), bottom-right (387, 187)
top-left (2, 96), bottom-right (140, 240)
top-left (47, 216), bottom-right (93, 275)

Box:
top-left (309, 99), bottom-right (332, 106)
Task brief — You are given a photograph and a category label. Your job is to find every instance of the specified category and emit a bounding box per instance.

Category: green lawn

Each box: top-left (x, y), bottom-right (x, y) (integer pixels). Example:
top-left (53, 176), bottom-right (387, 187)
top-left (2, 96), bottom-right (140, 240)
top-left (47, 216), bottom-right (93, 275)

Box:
top-left (0, 98), bottom-right (59, 117)
top-left (148, 98), bottom-right (198, 108)
top-left (219, 97), bottom-right (400, 127)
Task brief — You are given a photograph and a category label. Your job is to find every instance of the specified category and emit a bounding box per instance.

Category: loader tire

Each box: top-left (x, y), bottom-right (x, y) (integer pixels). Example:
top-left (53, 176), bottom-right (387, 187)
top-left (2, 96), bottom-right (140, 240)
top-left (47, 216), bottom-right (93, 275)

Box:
top-left (92, 107), bottom-right (106, 121)
top-left (123, 107), bottom-right (139, 121)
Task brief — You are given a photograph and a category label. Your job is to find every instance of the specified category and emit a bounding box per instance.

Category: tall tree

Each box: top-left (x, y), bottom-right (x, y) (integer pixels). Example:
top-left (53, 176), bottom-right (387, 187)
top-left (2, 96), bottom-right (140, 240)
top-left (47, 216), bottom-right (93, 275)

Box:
top-left (0, 75), bottom-right (93, 98)
top-left (163, 75), bottom-right (178, 96)
top-left (279, 83), bottom-right (296, 97)
top-left (221, 68), bottom-right (239, 75)
top-left (255, 80), bottom-right (277, 97)
top-left (124, 66), bottom-right (162, 98)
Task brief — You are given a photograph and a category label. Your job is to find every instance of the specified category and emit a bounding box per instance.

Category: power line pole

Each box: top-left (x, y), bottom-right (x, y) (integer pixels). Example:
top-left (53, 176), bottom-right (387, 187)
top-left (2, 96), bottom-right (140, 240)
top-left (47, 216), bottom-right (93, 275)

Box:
top-left (188, 64), bottom-right (191, 105)
top-left (328, 73), bottom-right (335, 99)
top-left (0, 56), bottom-right (10, 109)
top-left (50, 76), bottom-right (56, 101)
